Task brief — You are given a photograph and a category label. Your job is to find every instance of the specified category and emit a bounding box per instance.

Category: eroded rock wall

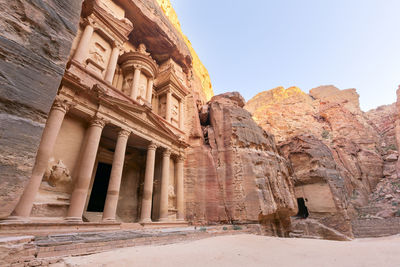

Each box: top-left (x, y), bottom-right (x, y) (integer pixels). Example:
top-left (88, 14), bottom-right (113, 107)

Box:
top-left (245, 86), bottom-right (383, 208)
top-left (0, 0), bottom-right (83, 218)
top-left (186, 92), bottom-right (297, 235)
top-left (279, 135), bottom-right (353, 238)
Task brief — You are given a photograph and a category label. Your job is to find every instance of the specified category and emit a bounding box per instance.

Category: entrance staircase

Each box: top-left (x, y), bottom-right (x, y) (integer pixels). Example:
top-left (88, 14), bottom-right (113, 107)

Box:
top-left (351, 217), bottom-right (400, 238)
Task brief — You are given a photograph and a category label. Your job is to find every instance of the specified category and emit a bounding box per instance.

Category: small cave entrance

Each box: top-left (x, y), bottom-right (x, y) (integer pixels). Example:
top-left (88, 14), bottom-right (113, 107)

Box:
top-left (87, 162), bottom-right (112, 212)
top-left (296, 198), bottom-right (309, 218)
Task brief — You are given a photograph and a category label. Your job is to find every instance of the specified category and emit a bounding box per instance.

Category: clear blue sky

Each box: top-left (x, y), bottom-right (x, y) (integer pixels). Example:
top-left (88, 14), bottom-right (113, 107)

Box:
top-left (170, 0), bottom-right (400, 111)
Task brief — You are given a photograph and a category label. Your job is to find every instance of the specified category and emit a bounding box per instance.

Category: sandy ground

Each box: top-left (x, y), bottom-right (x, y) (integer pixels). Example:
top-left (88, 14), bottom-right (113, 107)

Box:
top-left (58, 234), bottom-right (400, 267)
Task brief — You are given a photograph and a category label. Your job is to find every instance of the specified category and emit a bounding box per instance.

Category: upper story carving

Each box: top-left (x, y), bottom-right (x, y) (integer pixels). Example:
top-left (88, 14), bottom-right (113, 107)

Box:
top-left (67, 0), bottom-right (190, 133)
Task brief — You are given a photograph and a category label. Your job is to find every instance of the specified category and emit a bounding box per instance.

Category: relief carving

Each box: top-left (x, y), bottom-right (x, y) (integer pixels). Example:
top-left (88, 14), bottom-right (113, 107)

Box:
top-left (44, 159), bottom-right (72, 187)
top-left (89, 42), bottom-right (106, 65)
top-left (172, 104), bottom-right (178, 117)
top-left (137, 43), bottom-right (150, 56)
top-left (168, 184), bottom-right (176, 209)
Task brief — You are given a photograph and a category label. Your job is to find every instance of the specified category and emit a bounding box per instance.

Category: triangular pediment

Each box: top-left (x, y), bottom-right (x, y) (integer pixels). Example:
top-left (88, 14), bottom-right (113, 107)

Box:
top-left (99, 94), bottom-right (180, 141)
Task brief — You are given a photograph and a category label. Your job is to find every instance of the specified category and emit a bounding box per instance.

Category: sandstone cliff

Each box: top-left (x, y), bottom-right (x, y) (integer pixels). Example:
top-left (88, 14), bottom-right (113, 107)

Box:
top-left (245, 85), bottom-right (400, 238)
top-left (186, 92), bottom-right (297, 236)
top-left (0, 0), bottom-right (83, 218)
top-left (156, 0), bottom-right (214, 101)
top-left (246, 86), bottom-right (384, 206)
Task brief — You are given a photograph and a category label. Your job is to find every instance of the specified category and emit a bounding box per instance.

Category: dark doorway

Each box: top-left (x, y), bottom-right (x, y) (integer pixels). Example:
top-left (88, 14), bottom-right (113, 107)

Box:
top-left (296, 198), bottom-right (309, 218)
top-left (87, 162), bottom-right (112, 212)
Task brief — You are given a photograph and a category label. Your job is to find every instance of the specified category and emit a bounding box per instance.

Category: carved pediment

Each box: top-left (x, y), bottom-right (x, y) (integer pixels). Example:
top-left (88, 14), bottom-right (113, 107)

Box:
top-left (82, 0), bottom-right (134, 42)
top-left (99, 95), bottom-right (180, 140)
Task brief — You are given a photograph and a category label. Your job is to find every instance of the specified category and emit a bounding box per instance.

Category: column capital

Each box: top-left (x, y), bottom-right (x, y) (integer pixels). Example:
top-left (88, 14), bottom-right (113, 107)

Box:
top-left (148, 142), bottom-right (157, 151)
top-left (133, 64), bottom-right (142, 71)
top-left (177, 154), bottom-right (185, 162)
top-left (162, 148), bottom-right (171, 158)
top-left (90, 116), bottom-right (106, 129)
top-left (52, 98), bottom-right (74, 113)
top-left (118, 128), bottom-right (131, 138)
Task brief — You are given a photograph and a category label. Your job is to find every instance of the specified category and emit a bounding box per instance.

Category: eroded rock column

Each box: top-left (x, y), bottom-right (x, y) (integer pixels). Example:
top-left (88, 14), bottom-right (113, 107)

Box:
top-left (140, 142), bottom-right (157, 223)
top-left (159, 149), bottom-right (171, 221)
top-left (146, 78), bottom-right (154, 104)
top-left (66, 117), bottom-right (105, 222)
top-left (130, 66), bottom-right (141, 101)
top-left (73, 23), bottom-right (94, 64)
top-left (176, 155), bottom-right (185, 221)
top-left (102, 129), bottom-right (130, 222)
top-left (10, 99), bottom-right (71, 219)
top-left (104, 44), bottom-right (120, 83)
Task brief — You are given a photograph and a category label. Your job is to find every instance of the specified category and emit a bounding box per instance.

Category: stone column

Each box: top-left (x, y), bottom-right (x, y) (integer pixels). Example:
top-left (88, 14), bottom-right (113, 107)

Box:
top-left (139, 142), bottom-right (157, 223)
top-left (159, 149), bottom-right (171, 222)
top-left (11, 99), bottom-right (71, 219)
top-left (104, 44), bottom-right (120, 84)
top-left (102, 129), bottom-right (130, 222)
top-left (166, 91), bottom-right (172, 122)
top-left (66, 117), bottom-right (105, 222)
top-left (73, 23), bottom-right (94, 64)
top-left (179, 100), bottom-right (184, 130)
top-left (176, 155), bottom-right (185, 221)
top-left (130, 66), bottom-right (141, 101)
top-left (146, 78), bottom-right (154, 104)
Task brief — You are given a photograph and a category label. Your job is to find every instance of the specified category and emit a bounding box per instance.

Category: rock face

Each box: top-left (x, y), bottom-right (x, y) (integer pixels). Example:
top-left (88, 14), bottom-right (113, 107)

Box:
top-left (279, 135), bottom-right (353, 237)
top-left (246, 86), bottom-right (383, 207)
top-left (186, 92), bottom-right (297, 236)
top-left (245, 85), bottom-right (396, 238)
top-left (0, 0), bottom-right (83, 218)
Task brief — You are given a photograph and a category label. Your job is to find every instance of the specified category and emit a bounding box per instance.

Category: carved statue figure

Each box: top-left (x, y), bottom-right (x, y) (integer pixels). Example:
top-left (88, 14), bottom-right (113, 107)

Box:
top-left (168, 184), bottom-right (176, 209)
top-left (137, 43), bottom-right (150, 55)
top-left (89, 42), bottom-right (106, 65)
top-left (44, 159), bottom-right (72, 187)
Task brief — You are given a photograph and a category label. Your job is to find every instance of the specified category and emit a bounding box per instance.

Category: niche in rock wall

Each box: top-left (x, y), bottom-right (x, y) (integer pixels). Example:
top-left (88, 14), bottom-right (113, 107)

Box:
top-left (122, 73), bottom-right (133, 95)
top-left (294, 183), bottom-right (337, 213)
top-left (138, 73), bottom-right (148, 101)
top-left (86, 32), bottom-right (111, 78)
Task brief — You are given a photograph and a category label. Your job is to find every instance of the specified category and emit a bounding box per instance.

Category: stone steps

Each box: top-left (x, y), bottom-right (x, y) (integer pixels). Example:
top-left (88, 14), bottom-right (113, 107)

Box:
top-left (0, 224), bottom-right (260, 266)
top-left (352, 218), bottom-right (400, 238)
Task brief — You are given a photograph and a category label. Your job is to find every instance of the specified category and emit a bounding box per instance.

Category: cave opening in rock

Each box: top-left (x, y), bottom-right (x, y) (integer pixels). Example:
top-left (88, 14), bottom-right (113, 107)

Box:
top-left (296, 198), bottom-right (309, 218)
top-left (87, 162), bottom-right (112, 212)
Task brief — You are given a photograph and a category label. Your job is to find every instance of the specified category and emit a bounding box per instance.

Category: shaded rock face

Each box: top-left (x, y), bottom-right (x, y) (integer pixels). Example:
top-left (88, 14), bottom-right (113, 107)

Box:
top-left (0, 0), bottom-right (83, 218)
top-left (355, 95), bottom-right (400, 219)
top-left (186, 92), bottom-right (297, 236)
top-left (245, 86), bottom-right (383, 208)
top-left (279, 135), bottom-right (353, 238)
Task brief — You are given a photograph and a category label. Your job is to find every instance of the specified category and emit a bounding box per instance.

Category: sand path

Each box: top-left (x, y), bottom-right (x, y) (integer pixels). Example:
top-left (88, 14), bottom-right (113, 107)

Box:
top-left (59, 234), bottom-right (400, 267)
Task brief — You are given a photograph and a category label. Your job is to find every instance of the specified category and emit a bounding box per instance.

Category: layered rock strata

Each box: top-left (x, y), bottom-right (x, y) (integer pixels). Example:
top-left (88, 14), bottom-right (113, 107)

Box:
top-left (0, 0), bottom-right (83, 218)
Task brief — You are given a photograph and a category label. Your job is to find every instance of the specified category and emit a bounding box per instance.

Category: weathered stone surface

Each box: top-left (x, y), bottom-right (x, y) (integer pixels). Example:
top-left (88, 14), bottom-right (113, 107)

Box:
top-left (0, 0), bottom-right (83, 218)
top-left (279, 135), bottom-right (353, 238)
top-left (244, 85), bottom-right (400, 238)
top-left (117, 0), bottom-right (191, 72)
top-left (186, 92), bottom-right (297, 235)
top-left (245, 85), bottom-right (383, 208)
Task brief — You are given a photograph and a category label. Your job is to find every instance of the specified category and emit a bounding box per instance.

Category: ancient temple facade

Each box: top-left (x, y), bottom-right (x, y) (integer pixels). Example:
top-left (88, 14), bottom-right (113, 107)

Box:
top-left (6, 0), bottom-right (190, 224)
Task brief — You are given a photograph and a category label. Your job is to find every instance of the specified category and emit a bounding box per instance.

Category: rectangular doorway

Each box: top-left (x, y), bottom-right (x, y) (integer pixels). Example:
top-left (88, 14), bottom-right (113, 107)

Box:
top-left (87, 162), bottom-right (112, 212)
